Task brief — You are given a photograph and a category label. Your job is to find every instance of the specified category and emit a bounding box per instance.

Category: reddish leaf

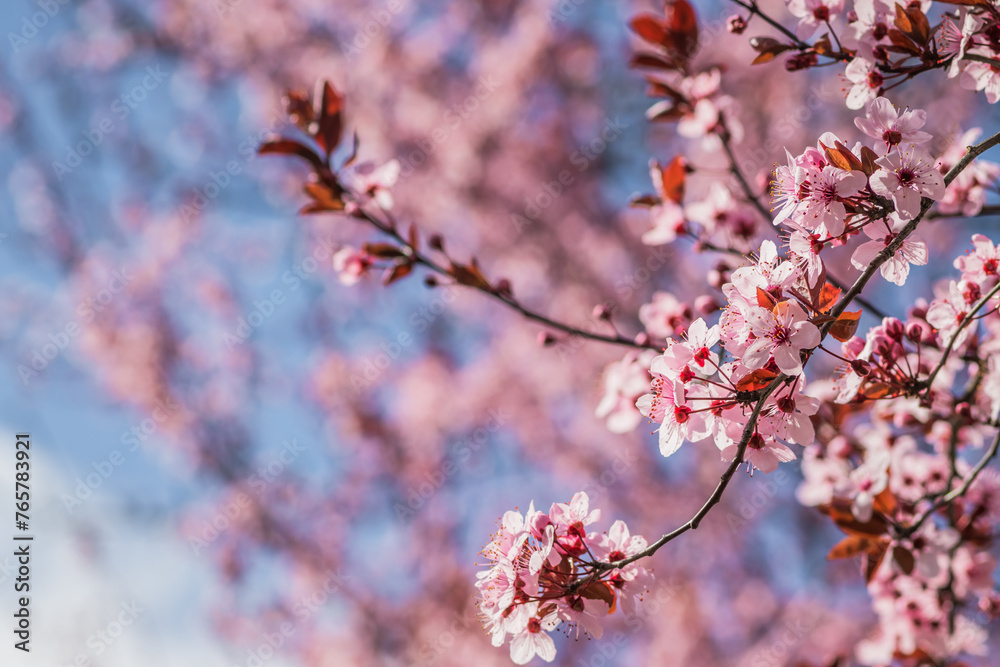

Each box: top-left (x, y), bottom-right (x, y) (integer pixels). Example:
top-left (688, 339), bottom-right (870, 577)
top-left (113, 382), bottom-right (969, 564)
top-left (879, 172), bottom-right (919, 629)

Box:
top-left (450, 261), bottom-right (492, 291)
top-left (646, 102), bottom-right (686, 122)
top-left (629, 14), bottom-right (668, 45)
top-left (820, 141), bottom-right (863, 172)
top-left (383, 261), bottom-right (413, 285)
top-left (860, 382), bottom-right (893, 399)
top-left (827, 535), bottom-right (872, 560)
top-left (813, 34), bottom-right (833, 57)
top-left (749, 37), bottom-right (794, 65)
top-left (259, 139), bottom-right (326, 172)
top-left (892, 545), bottom-right (915, 574)
top-left (664, 0), bottom-right (699, 61)
top-left (872, 487), bottom-right (897, 517)
top-left (736, 368), bottom-right (777, 393)
top-left (316, 81), bottom-right (344, 155)
top-left (859, 146), bottom-right (880, 177)
top-left (904, 7), bottom-right (930, 43)
top-left (817, 283), bottom-right (841, 312)
top-left (654, 156), bottom-right (686, 204)
top-left (302, 182), bottom-right (345, 212)
top-left (821, 501), bottom-right (889, 537)
top-left (756, 287), bottom-right (778, 309)
top-left (363, 242), bottom-right (406, 259)
top-left (864, 538), bottom-right (891, 583)
top-left (630, 53), bottom-right (678, 71)
top-left (829, 309), bottom-right (862, 342)
top-left (283, 89), bottom-right (314, 131)
top-left (630, 194), bottom-right (660, 208)
top-left (892, 4), bottom-right (913, 35)
top-left (580, 581), bottom-right (616, 612)
top-left (408, 223), bottom-right (419, 251)
top-left (887, 29), bottom-right (920, 55)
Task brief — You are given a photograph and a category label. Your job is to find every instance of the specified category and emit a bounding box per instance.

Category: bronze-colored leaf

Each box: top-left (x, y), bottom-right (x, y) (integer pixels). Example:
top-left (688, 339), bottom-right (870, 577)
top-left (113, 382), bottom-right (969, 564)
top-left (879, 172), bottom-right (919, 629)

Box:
top-left (830, 309), bottom-right (862, 342)
top-left (827, 535), bottom-right (872, 560)
top-left (904, 7), bottom-right (930, 43)
top-left (450, 261), bottom-right (492, 291)
top-left (363, 242), bottom-right (405, 259)
top-left (892, 545), bottom-right (915, 574)
top-left (872, 487), bottom-right (897, 517)
top-left (302, 181), bottom-right (345, 212)
top-left (656, 156), bottom-right (686, 204)
top-left (859, 146), bottom-right (880, 177)
top-left (259, 138), bottom-right (326, 172)
top-left (863, 537), bottom-right (891, 583)
top-left (383, 261), bottom-right (413, 285)
top-left (860, 382), bottom-right (893, 399)
top-left (817, 283), bottom-right (842, 313)
top-left (316, 81), bottom-right (344, 155)
top-left (736, 368), bottom-right (778, 393)
top-left (756, 287), bottom-right (778, 309)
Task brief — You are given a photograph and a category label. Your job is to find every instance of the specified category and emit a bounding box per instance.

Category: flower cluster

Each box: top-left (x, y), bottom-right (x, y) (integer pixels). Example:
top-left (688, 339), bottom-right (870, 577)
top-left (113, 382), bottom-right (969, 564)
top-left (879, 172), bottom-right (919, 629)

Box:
top-left (476, 493), bottom-right (652, 664)
top-left (798, 427), bottom-right (1000, 662)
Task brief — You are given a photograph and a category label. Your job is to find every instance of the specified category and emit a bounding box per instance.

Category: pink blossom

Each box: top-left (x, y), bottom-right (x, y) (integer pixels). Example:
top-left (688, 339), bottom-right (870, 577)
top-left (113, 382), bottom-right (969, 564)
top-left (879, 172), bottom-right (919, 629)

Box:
top-left (721, 431), bottom-right (796, 474)
top-left (342, 159), bottom-right (400, 210)
top-left (854, 97), bottom-right (931, 149)
top-left (743, 301), bottom-right (821, 376)
top-left (787, 0), bottom-right (844, 40)
top-left (845, 57), bottom-right (884, 110)
top-left (796, 165), bottom-right (867, 236)
top-left (595, 350), bottom-right (656, 434)
top-left (954, 233), bottom-right (1000, 286)
top-left (637, 376), bottom-right (689, 456)
top-left (870, 146), bottom-right (945, 219)
top-left (332, 246), bottom-right (372, 285)
top-left (850, 215), bottom-right (927, 286)
top-left (639, 291), bottom-right (692, 339)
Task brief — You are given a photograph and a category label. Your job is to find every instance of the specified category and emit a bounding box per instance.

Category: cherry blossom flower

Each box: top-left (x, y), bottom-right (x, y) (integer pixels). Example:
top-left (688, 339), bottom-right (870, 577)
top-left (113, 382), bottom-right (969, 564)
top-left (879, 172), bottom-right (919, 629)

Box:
top-left (954, 233), bottom-right (1000, 286)
top-left (721, 431), bottom-right (796, 473)
top-left (509, 606), bottom-right (559, 664)
top-left (596, 350), bottom-right (656, 433)
top-left (796, 165), bottom-right (867, 236)
top-left (854, 97), bottom-right (931, 149)
top-left (870, 146), bottom-right (945, 219)
top-left (639, 292), bottom-right (692, 339)
top-left (785, 223), bottom-right (825, 285)
top-left (838, 444), bottom-right (890, 521)
top-left (642, 200), bottom-right (686, 246)
top-left (844, 56), bottom-right (884, 110)
top-left (332, 246), bottom-right (373, 285)
top-left (342, 159), bottom-right (400, 210)
top-left (743, 301), bottom-right (821, 376)
top-left (850, 215), bottom-right (927, 286)
top-left (960, 50), bottom-right (1000, 103)
top-left (787, 0), bottom-right (844, 40)
top-left (637, 376), bottom-right (690, 456)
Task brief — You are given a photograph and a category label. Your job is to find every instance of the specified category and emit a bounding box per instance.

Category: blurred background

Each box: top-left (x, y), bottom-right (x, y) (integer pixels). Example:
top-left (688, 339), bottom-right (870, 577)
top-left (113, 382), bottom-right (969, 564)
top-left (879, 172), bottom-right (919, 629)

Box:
top-left (0, 0), bottom-right (997, 665)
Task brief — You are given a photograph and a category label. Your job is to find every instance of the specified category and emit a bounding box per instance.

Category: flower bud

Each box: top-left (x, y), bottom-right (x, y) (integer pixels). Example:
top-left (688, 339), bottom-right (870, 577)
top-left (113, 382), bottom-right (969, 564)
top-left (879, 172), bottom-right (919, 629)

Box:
top-left (883, 317), bottom-right (905, 342)
top-left (850, 359), bottom-right (871, 377)
top-left (727, 15), bottom-right (747, 34)
top-left (905, 322), bottom-right (924, 343)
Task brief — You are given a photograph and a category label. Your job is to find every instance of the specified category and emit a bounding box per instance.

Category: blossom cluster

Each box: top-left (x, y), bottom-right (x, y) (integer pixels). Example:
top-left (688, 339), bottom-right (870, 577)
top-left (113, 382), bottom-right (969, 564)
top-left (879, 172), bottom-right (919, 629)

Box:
top-left (798, 424), bottom-right (1000, 661)
top-left (476, 492), bottom-right (652, 664)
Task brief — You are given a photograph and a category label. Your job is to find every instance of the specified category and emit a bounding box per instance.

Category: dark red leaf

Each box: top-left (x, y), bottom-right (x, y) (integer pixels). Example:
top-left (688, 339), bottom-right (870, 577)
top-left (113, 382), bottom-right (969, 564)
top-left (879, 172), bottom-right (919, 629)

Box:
top-left (316, 81), bottom-right (344, 155)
